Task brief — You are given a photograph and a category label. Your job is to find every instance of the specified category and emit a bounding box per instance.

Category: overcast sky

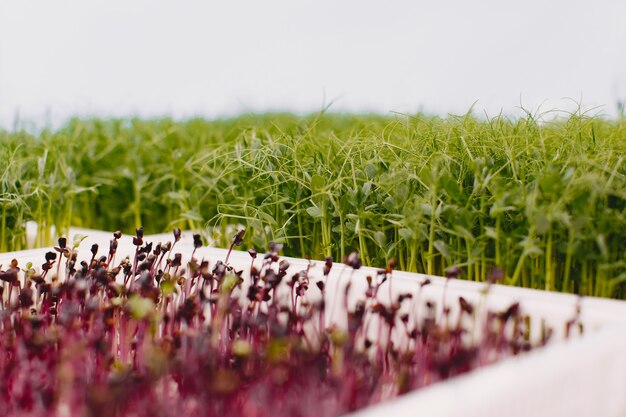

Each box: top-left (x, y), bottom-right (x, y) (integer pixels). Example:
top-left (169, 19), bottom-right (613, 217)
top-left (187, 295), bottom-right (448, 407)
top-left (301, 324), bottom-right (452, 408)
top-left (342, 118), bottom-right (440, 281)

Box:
top-left (1, 0), bottom-right (625, 129)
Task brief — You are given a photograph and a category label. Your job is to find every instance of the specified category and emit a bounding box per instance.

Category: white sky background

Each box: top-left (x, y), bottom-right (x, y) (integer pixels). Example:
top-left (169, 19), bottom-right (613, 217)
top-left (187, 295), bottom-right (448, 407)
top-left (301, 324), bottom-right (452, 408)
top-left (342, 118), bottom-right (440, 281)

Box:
top-left (0, 0), bottom-right (625, 129)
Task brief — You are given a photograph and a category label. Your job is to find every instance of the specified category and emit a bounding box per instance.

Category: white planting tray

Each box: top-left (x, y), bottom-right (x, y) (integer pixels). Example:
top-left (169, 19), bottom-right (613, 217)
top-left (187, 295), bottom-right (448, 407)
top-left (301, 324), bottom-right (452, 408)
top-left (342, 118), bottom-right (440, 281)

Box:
top-left (4, 227), bottom-right (626, 417)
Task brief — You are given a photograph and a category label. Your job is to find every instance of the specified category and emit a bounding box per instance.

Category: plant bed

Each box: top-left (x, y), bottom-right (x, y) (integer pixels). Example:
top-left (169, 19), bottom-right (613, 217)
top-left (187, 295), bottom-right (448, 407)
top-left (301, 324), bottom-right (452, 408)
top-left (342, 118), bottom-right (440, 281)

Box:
top-left (0, 228), bottom-right (625, 417)
top-left (2, 113), bottom-right (626, 298)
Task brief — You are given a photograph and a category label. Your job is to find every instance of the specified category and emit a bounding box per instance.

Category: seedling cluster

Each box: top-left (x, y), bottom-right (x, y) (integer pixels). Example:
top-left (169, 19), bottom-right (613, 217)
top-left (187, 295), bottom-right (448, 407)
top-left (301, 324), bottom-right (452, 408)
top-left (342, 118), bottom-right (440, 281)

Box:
top-left (0, 229), bottom-right (576, 417)
top-left (1, 113), bottom-right (625, 298)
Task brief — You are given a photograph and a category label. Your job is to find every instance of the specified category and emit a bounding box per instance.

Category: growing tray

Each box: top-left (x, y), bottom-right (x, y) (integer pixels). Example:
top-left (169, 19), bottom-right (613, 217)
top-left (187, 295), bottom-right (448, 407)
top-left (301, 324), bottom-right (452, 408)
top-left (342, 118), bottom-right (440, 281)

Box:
top-left (2, 228), bottom-right (625, 417)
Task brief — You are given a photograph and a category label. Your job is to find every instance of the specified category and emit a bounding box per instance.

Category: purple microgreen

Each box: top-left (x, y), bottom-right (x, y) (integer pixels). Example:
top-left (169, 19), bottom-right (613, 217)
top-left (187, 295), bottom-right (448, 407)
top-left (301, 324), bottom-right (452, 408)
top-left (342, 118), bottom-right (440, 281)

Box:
top-left (0, 229), bottom-right (574, 417)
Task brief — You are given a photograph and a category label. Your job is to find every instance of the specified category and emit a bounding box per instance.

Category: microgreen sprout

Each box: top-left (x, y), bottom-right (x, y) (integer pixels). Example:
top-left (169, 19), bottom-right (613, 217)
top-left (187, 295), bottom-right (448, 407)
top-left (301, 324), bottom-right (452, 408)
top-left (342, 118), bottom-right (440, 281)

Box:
top-left (1, 112), bottom-right (624, 298)
top-left (0, 228), bottom-right (583, 416)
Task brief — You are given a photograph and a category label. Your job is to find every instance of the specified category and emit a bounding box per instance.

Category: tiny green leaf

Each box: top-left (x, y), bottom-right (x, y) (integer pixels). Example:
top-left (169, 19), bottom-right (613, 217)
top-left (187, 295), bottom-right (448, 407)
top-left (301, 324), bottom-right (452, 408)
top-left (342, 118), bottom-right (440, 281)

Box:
top-left (310, 174), bottom-right (326, 192)
top-left (306, 205), bottom-right (323, 218)
top-left (72, 233), bottom-right (88, 249)
top-left (127, 295), bottom-right (155, 320)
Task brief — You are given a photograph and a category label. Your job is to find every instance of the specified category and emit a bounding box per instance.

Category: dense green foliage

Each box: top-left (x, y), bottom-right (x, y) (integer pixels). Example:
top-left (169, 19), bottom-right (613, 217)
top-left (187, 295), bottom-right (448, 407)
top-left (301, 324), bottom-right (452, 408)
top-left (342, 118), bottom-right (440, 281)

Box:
top-left (1, 112), bottom-right (625, 297)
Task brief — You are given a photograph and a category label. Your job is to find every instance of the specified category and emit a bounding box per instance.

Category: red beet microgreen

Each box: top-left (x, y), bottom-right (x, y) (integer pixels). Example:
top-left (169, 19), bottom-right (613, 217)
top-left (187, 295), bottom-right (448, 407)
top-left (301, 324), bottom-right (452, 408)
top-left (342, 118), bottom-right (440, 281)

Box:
top-left (0, 229), bottom-right (580, 417)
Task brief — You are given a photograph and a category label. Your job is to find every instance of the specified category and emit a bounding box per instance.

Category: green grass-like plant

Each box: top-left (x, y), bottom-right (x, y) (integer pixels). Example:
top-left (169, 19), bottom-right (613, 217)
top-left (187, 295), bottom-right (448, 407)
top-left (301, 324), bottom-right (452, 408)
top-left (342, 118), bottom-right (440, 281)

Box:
top-left (1, 110), bottom-right (625, 298)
